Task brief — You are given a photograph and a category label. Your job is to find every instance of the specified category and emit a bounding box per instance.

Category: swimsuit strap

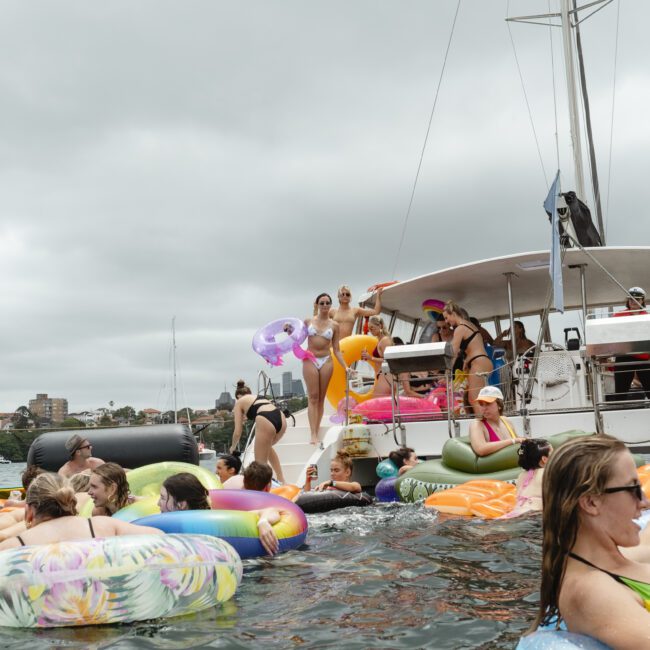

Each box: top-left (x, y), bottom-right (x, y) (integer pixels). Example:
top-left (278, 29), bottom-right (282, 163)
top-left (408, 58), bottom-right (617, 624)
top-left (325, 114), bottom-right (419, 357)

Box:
top-left (88, 517), bottom-right (96, 538)
top-left (16, 535), bottom-right (25, 546)
top-left (500, 417), bottom-right (517, 440)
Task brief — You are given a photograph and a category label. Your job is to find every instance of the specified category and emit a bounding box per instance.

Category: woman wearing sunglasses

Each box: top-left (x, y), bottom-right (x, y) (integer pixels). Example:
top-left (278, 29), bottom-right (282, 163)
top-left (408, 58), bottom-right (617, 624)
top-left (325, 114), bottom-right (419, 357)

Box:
top-left (527, 434), bottom-right (650, 647)
top-left (303, 292), bottom-right (349, 445)
top-left (330, 285), bottom-right (383, 339)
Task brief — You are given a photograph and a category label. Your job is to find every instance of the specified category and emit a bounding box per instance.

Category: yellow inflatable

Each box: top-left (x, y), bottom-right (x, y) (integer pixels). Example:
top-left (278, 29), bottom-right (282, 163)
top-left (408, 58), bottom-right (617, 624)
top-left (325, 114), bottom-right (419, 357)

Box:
top-left (424, 480), bottom-right (516, 518)
top-left (326, 335), bottom-right (379, 408)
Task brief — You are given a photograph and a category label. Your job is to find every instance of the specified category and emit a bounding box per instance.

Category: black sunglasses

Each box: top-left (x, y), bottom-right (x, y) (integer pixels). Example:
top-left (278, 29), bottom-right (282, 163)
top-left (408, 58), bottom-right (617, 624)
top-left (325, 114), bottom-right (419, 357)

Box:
top-left (78, 444), bottom-right (92, 450)
top-left (318, 301), bottom-right (331, 306)
top-left (603, 483), bottom-right (644, 501)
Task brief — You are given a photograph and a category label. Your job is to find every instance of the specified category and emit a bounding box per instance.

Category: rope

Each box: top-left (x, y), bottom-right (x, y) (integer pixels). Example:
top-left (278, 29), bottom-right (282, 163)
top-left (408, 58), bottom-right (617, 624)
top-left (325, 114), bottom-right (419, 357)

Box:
top-left (391, 0), bottom-right (462, 279)
top-left (505, 0), bottom-right (549, 187)
top-left (605, 0), bottom-right (621, 241)
top-left (547, 0), bottom-right (561, 172)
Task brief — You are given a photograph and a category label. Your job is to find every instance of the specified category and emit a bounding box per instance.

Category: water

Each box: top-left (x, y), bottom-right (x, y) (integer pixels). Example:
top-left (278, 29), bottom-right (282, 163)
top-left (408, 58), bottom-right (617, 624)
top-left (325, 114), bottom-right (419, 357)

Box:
top-left (0, 465), bottom-right (541, 649)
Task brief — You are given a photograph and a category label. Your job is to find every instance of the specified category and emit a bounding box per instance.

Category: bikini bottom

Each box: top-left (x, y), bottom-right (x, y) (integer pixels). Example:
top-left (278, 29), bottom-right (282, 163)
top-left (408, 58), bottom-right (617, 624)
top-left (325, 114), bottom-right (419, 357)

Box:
top-left (311, 356), bottom-right (331, 370)
top-left (257, 409), bottom-right (283, 434)
top-left (466, 354), bottom-right (491, 368)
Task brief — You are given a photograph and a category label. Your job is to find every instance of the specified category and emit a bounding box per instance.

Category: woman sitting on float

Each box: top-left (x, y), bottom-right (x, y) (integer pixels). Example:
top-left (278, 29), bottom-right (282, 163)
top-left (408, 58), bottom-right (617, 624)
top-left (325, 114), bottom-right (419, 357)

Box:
top-left (88, 462), bottom-right (133, 516)
top-left (305, 450), bottom-right (361, 494)
top-left (469, 386), bottom-right (524, 457)
top-left (388, 447), bottom-right (420, 476)
top-left (216, 453), bottom-right (242, 487)
top-left (527, 434), bottom-right (650, 647)
top-left (361, 315), bottom-right (394, 398)
top-left (0, 473), bottom-right (161, 550)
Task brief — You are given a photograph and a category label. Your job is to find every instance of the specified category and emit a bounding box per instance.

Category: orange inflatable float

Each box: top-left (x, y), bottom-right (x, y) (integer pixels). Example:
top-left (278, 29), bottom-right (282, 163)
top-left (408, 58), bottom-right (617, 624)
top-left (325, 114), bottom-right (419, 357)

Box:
top-left (270, 484), bottom-right (301, 502)
top-left (424, 480), bottom-right (516, 519)
top-left (326, 335), bottom-right (378, 408)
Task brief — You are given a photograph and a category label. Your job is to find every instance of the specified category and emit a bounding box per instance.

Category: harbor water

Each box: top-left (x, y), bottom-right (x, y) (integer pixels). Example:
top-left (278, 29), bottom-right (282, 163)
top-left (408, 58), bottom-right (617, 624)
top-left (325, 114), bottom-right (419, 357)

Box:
top-left (0, 463), bottom-right (540, 649)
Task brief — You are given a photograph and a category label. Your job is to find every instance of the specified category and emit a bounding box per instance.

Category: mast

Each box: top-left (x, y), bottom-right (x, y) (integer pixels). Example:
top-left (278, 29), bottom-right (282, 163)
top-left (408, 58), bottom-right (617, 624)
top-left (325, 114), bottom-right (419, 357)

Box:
top-left (172, 316), bottom-right (177, 423)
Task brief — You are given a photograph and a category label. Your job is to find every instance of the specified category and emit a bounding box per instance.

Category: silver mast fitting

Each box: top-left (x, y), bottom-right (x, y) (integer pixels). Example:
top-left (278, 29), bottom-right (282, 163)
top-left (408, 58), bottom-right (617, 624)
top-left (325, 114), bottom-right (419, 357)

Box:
top-left (172, 316), bottom-right (178, 423)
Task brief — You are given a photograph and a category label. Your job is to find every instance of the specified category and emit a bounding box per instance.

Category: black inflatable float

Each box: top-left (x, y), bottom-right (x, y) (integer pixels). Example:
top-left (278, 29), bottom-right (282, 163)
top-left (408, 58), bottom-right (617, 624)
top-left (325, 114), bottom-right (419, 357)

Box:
top-left (27, 424), bottom-right (199, 472)
top-left (296, 489), bottom-right (373, 514)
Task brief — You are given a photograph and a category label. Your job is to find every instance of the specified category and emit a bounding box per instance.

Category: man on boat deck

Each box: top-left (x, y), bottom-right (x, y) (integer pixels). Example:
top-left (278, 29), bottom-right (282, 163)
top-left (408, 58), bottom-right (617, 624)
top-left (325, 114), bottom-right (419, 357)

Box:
top-left (330, 285), bottom-right (383, 339)
top-left (58, 434), bottom-right (105, 478)
top-left (612, 287), bottom-right (650, 401)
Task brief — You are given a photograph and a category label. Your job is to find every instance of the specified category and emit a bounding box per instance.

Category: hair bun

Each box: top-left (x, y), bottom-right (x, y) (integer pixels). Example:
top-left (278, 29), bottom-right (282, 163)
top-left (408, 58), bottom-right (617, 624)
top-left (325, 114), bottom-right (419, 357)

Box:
top-left (232, 450), bottom-right (241, 458)
top-left (236, 380), bottom-right (246, 388)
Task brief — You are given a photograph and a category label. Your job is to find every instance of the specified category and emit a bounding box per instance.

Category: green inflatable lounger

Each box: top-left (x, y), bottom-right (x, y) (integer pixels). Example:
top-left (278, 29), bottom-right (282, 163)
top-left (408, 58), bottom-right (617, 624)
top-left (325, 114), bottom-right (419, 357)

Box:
top-left (395, 430), bottom-right (592, 503)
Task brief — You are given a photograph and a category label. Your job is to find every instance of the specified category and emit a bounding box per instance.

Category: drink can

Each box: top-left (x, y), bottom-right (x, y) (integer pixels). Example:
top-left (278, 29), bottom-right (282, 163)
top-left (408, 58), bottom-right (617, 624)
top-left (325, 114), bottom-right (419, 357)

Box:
top-left (9, 490), bottom-right (22, 502)
top-left (308, 464), bottom-right (318, 480)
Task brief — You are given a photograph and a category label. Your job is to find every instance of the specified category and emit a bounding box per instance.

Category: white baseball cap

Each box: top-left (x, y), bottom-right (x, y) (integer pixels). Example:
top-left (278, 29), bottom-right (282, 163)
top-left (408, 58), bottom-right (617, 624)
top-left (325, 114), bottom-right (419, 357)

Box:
top-left (629, 287), bottom-right (646, 298)
top-left (476, 386), bottom-right (504, 403)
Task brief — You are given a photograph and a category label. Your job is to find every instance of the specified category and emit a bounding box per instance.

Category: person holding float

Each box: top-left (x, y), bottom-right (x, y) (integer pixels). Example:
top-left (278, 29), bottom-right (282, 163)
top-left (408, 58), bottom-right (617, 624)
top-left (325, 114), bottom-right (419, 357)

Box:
top-left (389, 447), bottom-right (420, 476)
top-left (469, 386), bottom-right (525, 457)
top-left (525, 434), bottom-right (650, 648)
top-left (303, 293), bottom-right (349, 445)
top-left (0, 473), bottom-right (161, 550)
top-left (361, 315), bottom-right (394, 398)
top-left (229, 381), bottom-right (286, 484)
top-left (330, 285), bottom-right (383, 339)
top-left (443, 301), bottom-right (493, 414)
top-left (88, 462), bottom-right (132, 516)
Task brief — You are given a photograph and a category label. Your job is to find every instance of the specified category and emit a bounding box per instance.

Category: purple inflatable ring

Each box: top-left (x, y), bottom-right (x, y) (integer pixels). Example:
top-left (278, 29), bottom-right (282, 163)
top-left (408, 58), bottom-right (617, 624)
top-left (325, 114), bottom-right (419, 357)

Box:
top-left (252, 317), bottom-right (310, 366)
top-left (375, 477), bottom-right (399, 502)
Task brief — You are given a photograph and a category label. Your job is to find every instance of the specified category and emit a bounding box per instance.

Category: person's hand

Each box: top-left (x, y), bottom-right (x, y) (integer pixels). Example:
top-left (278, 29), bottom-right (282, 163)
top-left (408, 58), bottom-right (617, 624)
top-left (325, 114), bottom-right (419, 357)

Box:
top-left (376, 287), bottom-right (384, 297)
top-left (283, 323), bottom-right (295, 335)
top-left (306, 465), bottom-right (318, 481)
top-left (229, 445), bottom-right (236, 454)
top-left (257, 518), bottom-right (279, 556)
top-left (514, 437), bottom-right (526, 445)
top-left (314, 480), bottom-right (331, 492)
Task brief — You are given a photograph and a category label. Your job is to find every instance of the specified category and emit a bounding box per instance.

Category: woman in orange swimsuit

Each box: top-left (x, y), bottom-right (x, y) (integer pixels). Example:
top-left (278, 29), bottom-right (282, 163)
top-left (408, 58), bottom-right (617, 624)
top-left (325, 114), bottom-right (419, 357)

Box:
top-left (303, 293), bottom-right (349, 445)
top-left (527, 434), bottom-right (650, 646)
top-left (443, 301), bottom-right (493, 415)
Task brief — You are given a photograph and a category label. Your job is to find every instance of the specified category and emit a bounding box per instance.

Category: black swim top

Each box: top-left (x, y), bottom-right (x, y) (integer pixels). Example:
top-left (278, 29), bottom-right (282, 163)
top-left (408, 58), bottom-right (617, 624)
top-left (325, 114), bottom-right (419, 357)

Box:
top-left (16, 517), bottom-right (96, 546)
top-left (246, 396), bottom-right (274, 420)
top-left (453, 324), bottom-right (481, 372)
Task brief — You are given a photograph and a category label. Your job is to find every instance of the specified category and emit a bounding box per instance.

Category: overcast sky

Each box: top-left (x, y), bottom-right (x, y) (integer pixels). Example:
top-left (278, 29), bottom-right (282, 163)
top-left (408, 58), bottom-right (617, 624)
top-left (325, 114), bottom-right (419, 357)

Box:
top-left (1, 1), bottom-right (648, 413)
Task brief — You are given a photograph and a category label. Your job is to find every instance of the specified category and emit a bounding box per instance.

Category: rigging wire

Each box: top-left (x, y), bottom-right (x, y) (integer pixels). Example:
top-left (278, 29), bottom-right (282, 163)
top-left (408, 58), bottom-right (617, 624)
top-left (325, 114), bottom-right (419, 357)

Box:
top-left (605, 0), bottom-right (621, 241)
top-left (505, 0), bottom-right (549, 188)
top-left (391, 0), bottom-right (461, 280)
top-left (547, 0), bottom-right (561, 175)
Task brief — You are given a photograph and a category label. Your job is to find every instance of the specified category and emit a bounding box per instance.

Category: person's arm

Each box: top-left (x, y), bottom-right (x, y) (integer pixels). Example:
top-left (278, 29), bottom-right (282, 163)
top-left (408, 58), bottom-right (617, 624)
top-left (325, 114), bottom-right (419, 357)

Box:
top-left (355, 287), bottom-right (383, 318)
top-left (230, 402), bottom-right (244, 453)
top-left (0, 537), bottom-right (20, 551)
top-left (330, 323), bottom-right (349, 371)
top-left (469, 420), bottom-right (523, 457)
top-left (254, 508), bottom-right (281, 556)
top-left (0, 521), bottom-right (26, 542)
top-left (399, 373), bottom-right (426, 399)
top-left (320, 478), bottom-right (361, 493)
top-left (110, 518), bottom-right (164, 536)
top-left (88, 458), bottom-right (105, 470)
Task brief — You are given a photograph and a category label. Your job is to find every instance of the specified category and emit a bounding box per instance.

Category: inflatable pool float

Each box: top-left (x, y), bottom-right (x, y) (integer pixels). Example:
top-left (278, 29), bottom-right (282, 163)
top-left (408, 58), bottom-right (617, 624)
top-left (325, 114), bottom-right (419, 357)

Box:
top-left (118, 490), bottom-right (308, 559)
top-left (296, 489), bottom-right (374, 514)
top-left (0, 488), bottom-right (23, 500)
top-left (27, 424), bottom-right (199, 472)
top-left (270, 484), bottom-right (301, 501)
top-left (326, 335), bottom-right (378, 408)
top-left (351, 396), bottom-right (441, 423)
top-left (396, 431), bottom-right (592, 503)
top-left (0, 533), bottom-right (241, 628)
top-left (424, 480), bottom-right (516, 517)
top-left (517, 630), bottom-right (610, 649)
top-left (127, 461), bottom-right (222, 496)
top-left (252, 317), bottom-right (315, 366)
top-left (375, 477), bottom-right (399, 502)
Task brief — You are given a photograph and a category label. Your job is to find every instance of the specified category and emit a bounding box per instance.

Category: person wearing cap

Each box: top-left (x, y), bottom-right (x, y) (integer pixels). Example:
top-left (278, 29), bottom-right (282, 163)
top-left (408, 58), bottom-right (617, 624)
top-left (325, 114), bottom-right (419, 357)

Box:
top-left (58, 434), bottom-right (105, 478)
top-left (612, 287), bottom-right (650, 401)
top-left (469, 386), bottom-right (525, 457)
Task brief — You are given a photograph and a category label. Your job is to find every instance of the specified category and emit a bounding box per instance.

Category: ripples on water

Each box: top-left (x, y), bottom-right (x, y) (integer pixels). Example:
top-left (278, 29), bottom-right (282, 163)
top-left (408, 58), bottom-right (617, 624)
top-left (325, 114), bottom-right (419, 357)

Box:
top-left (0, 465), bottom-right (541, 649)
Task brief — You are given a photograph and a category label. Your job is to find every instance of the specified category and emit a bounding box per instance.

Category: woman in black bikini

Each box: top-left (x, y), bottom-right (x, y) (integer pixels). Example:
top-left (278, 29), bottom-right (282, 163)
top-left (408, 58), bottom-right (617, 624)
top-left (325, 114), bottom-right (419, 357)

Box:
top-left (443, 301), bottom-right (493, 415)
top-left (527, 434), bottom-right (650, 646)
top-left (230, 380), bottom-right (287, 484)
top-left (0, 473), bottom-right (160, 550)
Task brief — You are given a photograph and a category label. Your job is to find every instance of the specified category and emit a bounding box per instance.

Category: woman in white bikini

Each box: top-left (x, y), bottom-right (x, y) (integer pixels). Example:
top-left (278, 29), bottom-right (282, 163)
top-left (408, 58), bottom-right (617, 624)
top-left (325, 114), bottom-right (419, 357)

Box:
top-left (304, 292), bottom-right (349, 445)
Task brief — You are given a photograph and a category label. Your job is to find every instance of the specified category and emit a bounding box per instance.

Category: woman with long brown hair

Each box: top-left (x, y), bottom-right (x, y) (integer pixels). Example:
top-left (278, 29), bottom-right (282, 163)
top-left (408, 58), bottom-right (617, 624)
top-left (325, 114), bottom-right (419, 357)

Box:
top-left (529, 434), bottom-right (650, 646)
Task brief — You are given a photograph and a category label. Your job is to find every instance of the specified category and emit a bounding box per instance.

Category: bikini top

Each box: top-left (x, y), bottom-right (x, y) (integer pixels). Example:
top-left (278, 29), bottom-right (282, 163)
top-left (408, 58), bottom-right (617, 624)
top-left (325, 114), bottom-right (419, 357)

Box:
top-left (308, 324), bottom-right (333, 340)
top-left (482, 417), bottom-right (517, 443)
top-left (16, 517), bottom-right (96, 546)
top-left (246, 397), bottom-right (273, 420)
top-left (453, 324), bottom-right (481, 371)
top-left (569, 551), bottom-right (650, 612)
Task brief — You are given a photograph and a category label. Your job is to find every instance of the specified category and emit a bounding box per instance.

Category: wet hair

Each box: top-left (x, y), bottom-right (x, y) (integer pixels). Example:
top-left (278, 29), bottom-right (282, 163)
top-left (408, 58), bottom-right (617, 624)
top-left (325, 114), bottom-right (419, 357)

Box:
top-left (530, 434), bottom-right (627, 631)
top-left (26, 472), bottom-right (77, 519)
top-left (21, 465), bottom-right (45, 491)
top-left (313, 292), bottom-right (333, 315)
top-left (517, 439), bottom-right (551, 471)
top-left (333, 450), bottom-right (353, 473)
top-left (92, 462), bottom-right (130, 514)
top-left (235, 380), bottom-right (252, 399)
top-left (243, 461), bottom-right (273, 491)
top-left (388, 447), bottom-right (415, 469)
top-left (163, 473), bottom-right (210, 510)
top-left (218, 452), bottom-right (242, 474)
top-left (368, 315), bottom-right (388, 338)
top-left (469, 317), bottom-right (480, 328)
top-left (70, 470), bottom-right (92, 493)
top-left (392, 337), bottom-right (405, 345)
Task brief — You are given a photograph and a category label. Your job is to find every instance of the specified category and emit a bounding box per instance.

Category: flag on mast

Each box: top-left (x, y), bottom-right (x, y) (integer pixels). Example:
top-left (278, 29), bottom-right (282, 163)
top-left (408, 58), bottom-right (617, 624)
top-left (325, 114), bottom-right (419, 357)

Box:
top-left (544, 170), bottom-right (564, 313)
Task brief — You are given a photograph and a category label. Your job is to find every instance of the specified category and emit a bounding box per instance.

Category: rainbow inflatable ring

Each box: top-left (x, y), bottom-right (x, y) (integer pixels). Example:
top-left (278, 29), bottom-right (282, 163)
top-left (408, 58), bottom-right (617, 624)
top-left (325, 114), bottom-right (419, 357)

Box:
top-left (422, 298), bottom-right (446, 322)
top-left (0, 533), bottom-right (242, 628)
top-left (115, 489), bottom-right (308, 559)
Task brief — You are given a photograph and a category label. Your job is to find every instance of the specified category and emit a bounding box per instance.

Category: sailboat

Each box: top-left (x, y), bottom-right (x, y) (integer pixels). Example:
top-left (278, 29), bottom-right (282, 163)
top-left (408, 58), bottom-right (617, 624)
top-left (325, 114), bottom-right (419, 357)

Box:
top-left (243, 1), bottom-right (650, 491)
